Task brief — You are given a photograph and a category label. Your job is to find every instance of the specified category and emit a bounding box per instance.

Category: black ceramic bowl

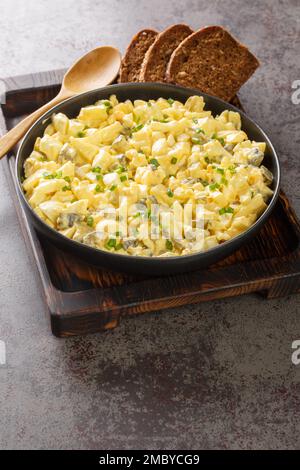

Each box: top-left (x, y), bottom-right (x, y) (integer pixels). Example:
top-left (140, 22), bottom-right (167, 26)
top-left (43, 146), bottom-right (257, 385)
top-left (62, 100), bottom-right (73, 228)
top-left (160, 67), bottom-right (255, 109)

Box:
top-left (16, 82), bottom-right (280, 275)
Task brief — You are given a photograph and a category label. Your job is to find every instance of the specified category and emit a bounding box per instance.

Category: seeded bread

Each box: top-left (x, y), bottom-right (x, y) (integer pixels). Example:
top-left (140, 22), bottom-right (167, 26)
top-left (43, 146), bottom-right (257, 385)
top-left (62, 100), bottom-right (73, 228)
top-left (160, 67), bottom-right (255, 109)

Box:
top-left (119, 29), bottom-right (158, 83)
top-left (139, 24), bottom-right (193, 82)
top-left (166, 26), bottom-right (260, 101)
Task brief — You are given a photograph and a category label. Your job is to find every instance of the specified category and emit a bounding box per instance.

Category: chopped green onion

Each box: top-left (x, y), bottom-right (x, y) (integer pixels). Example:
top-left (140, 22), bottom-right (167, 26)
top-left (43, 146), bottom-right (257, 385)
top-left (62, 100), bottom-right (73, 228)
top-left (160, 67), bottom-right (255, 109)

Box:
top-left (219, 207), bottom-right (234, 215)
top-left (216, 168), bottom-right (225, 175)
top-left (167, 188), bottom-right (174, 198)
top-left (77, 131), bottom-right (85, 138)
top-left (221, 176), bottom-right (228, 186)
top-left (209, 182), bottom-right (220, 191)
top-left (62, 185), bottom-right (71, 192)
top-left (166, 240), bottom-right (173, 251)
top-left (200, 179), bottom-right (209, 187)
top-left (95, 184), bottom-right (103, 193)
top-left (43, 171), bottom-right (62, 179)
top-left (191, 137), bottom-right (202, 144)
top-left (167, 98), bottom-right (174, 105)
top-left (115, 243), bottom-right (123, 251)
top-left (86, 216), bottom-right (94, 227)
top-left (150, 158), bottom-right (159, 168)
top-left (116, 166), bottom-right (126, 173)
top-left (110, 185), bottom-right (117, 191)
top-left (96, 174), bottom-right (103, 181)
top-left (63, 176), bottom-right (71, 183)
top-left (102, 100), bottom-right (112, 110)
top-left (152, 118), bottom-right (169, 123)
top-left (193, 118), bottom-right (198, 124)
top-left (171, 157), bottom-right (177, 164)
top-left (120, 175), bottom-right (127, 182)
top-left (92, 166), bottom-right (101, 173)
top-left (195, 128), bottom-right (204, 134)
top-left (204, 156), bottom-right (210, 164)
top-left (131, 124), bottom-right (144, 133)
top-left (106, 238), bottom-right (117, 249)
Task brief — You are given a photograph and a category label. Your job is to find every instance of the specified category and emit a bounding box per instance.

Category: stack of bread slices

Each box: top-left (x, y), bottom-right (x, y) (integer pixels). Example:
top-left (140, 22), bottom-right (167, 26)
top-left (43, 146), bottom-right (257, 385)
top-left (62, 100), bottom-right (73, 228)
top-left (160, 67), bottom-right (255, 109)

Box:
top-left (119, 24), bottom-right (259, 102)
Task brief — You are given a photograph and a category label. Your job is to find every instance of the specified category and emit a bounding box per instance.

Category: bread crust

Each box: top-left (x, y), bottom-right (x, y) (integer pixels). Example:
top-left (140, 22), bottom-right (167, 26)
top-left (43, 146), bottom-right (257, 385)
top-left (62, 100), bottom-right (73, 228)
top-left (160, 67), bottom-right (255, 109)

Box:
top-left (119, 29), bottom-right (158, 83)
top-left (139, 24), bottom-right (193, 82)
top-left (166, 26), bottom-right (260, 101)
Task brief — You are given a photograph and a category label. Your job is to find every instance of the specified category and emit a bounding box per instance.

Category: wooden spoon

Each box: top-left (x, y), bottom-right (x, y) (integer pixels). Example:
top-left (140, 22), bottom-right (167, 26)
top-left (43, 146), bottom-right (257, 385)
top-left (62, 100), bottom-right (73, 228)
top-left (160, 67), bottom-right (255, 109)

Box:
top-left (0, 46), bottom-right (121, 159)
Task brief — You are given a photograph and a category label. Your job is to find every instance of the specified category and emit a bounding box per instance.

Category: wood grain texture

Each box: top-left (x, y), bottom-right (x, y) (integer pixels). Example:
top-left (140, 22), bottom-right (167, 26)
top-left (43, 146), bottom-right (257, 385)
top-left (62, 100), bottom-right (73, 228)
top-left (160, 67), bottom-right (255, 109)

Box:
top-left (1, 69), bottom-right (300, 337)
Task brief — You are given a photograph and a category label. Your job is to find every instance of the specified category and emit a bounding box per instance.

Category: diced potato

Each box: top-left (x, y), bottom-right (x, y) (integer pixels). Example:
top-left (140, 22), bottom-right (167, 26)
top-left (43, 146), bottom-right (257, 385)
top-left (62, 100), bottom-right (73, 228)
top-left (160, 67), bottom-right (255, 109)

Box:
top-left (52, 113), bottom-right (69, 134)
top-left (39, 135), bottom-right (63, 161)
top-left (70, 138), bottom-right (99, 163)
top-left (92, 148), bottom-right (115, 171)
top-left (78, 105), bottom-right (108, 127)
top-left (58, 161), bottom-right (75, 178)
top-left (39, 200), bottom-right (66, 223)
top-left (152, 138), bottom-right (168, 156)
top-left (63, 199), bottom-right (89, 215)
top-left (135, 166), bottom-right (166, 185)
top-left (203, 140), bottom-right (225, 158)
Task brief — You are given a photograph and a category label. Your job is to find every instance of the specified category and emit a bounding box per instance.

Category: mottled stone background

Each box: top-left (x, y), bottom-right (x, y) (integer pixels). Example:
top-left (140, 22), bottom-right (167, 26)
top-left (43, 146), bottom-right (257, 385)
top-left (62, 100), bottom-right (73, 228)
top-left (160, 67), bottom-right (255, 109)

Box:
top-left (0, 0), bottom-right (299, 450)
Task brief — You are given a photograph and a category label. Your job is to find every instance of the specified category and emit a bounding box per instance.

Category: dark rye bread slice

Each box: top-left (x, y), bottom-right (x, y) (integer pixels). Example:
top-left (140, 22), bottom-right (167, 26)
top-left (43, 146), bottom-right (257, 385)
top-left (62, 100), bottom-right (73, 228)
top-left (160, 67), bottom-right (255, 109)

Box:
top-left (139, 24), bottom-right (193, 82)
top-left (119, 29), bottom-right (158, 83)
top-left (166, 26), bottom-right (260, 102)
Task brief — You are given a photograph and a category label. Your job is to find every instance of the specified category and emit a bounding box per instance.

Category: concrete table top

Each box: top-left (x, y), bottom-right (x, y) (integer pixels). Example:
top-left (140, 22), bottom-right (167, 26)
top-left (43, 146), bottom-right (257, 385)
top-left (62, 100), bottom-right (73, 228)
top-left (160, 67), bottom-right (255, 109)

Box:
top-left (0, 0), bottom-right (299, 450)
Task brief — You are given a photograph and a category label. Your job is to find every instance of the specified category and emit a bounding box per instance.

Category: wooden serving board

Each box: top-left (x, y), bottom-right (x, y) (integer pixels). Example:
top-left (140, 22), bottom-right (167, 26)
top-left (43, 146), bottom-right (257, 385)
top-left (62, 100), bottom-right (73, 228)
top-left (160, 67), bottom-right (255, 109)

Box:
top-left (1, 70), bottom-right (300, 337)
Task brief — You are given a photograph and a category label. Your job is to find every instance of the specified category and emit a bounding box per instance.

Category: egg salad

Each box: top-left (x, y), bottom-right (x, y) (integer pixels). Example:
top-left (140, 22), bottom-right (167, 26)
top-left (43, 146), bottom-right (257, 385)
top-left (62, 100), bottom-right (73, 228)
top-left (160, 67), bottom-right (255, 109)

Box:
top-left (22, 95), bottom-right (273, 257)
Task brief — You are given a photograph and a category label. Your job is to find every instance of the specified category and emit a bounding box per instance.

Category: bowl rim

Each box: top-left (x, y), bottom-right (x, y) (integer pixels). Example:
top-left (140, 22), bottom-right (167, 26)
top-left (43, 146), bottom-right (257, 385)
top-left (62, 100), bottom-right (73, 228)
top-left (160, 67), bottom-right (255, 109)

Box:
top-left (16, 81), bottom-right (281, 262)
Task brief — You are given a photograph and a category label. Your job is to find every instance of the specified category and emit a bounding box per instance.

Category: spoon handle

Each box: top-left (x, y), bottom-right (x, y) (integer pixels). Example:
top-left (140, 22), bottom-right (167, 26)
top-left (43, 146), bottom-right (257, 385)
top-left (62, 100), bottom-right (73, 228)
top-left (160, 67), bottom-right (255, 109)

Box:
top-left (0, 92), bottom-right (68, 159)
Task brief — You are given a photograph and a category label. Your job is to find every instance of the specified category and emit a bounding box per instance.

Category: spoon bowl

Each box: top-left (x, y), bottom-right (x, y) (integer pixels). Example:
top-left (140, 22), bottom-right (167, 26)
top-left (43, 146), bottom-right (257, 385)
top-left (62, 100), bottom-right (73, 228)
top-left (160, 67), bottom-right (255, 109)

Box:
top-left (62, 46), bottom-right (121, 94)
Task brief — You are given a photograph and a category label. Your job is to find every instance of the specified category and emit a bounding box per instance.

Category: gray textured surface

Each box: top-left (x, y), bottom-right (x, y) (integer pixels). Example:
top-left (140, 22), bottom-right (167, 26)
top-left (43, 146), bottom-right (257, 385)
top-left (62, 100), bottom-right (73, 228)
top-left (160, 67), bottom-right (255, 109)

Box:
top-left (0, 0), bottom-right (300, 450)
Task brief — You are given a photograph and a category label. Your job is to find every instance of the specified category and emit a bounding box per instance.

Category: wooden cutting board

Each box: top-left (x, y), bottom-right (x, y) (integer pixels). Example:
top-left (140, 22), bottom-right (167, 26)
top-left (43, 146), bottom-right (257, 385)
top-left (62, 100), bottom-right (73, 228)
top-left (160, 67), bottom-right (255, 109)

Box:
top-left (1, 70), bottom-right (300, 337)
